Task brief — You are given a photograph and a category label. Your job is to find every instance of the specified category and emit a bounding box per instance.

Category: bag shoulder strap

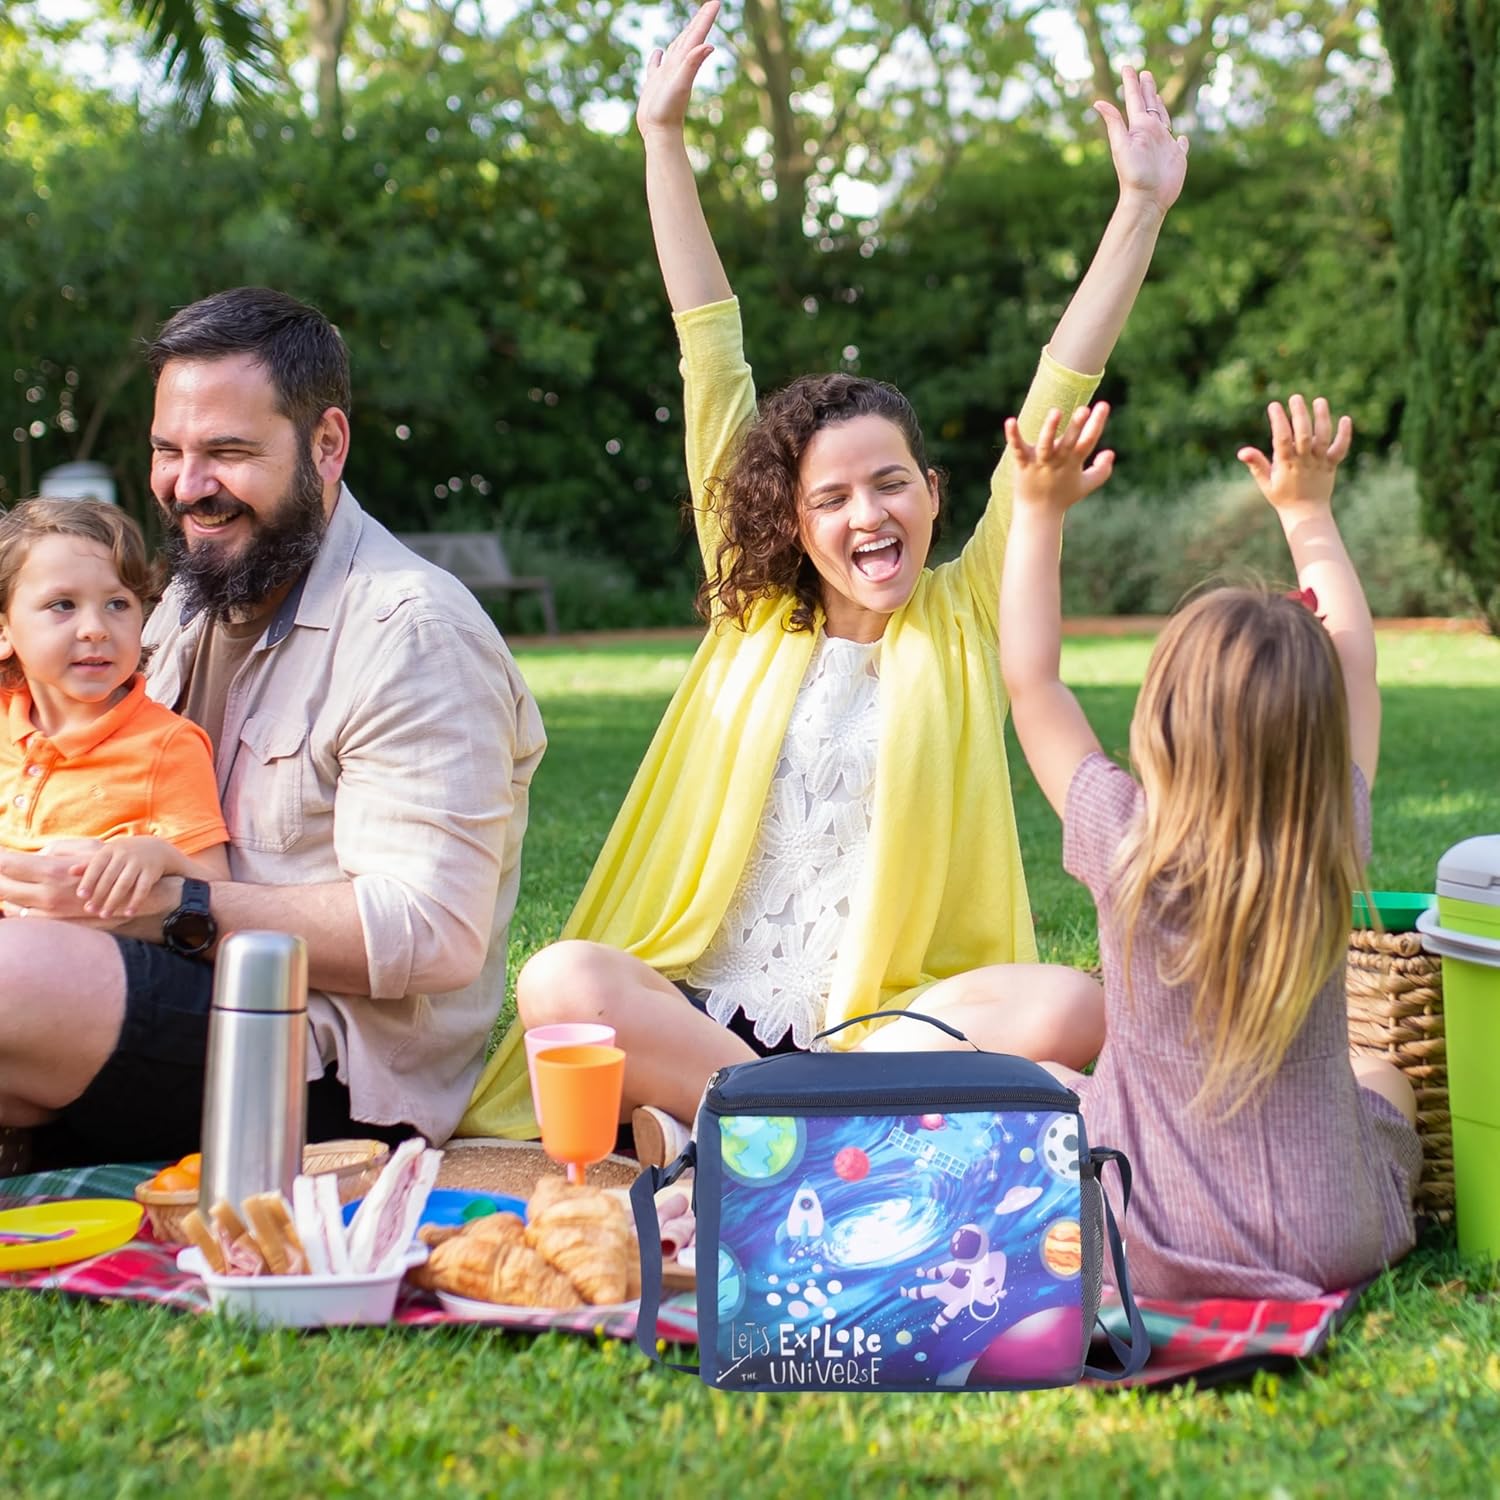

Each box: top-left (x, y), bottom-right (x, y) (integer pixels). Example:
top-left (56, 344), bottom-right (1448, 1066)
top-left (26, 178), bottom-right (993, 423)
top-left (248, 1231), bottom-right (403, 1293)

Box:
top-left (1082, 1146), bottom-right (1150, 1381)
top-left (630, 1144), bottom-right (699, 1376)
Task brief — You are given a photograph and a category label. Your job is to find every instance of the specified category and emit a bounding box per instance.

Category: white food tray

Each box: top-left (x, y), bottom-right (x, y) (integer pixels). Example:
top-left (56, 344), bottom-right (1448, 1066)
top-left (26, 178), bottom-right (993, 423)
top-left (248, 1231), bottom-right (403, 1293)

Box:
top-left (177, 1244), bottom-right (427, 1328)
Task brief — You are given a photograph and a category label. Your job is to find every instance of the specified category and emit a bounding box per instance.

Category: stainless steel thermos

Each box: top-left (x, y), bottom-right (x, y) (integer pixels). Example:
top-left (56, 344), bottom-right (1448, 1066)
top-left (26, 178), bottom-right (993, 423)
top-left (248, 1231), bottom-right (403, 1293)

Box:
top-left (199, 930), bottom-right (309, 1213)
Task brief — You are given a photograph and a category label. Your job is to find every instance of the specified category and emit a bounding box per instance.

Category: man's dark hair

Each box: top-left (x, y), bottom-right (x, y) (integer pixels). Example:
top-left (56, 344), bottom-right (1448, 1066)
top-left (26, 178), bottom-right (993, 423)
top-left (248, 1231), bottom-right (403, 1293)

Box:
top-left (147, 287), bottom-right (351, 439)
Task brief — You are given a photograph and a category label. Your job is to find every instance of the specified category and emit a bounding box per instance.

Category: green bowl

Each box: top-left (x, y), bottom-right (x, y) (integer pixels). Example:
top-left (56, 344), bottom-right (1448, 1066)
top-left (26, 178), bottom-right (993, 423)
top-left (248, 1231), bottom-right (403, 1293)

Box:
top-left (1352, 890), bottom-right (1436, 933)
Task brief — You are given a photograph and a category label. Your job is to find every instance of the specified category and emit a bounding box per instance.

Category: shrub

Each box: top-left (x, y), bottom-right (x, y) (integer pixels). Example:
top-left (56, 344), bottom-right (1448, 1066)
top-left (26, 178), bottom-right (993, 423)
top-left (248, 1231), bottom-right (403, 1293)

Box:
top-left (1059, 459), bottom-right (1471, 619)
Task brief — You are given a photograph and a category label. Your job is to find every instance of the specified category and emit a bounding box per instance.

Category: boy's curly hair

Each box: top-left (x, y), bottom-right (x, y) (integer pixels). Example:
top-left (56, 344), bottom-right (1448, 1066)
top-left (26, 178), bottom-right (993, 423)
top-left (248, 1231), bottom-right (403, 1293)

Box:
top-left (695, 373), bottom-right (944, 632)
top-left (0, 498), bottom-right (163, 689)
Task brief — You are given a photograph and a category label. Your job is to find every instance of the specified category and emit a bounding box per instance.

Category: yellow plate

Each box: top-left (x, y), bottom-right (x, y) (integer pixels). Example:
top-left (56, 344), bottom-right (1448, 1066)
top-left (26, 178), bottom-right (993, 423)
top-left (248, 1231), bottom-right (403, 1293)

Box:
top-left (0, 1199), bottom-right (143, 1272)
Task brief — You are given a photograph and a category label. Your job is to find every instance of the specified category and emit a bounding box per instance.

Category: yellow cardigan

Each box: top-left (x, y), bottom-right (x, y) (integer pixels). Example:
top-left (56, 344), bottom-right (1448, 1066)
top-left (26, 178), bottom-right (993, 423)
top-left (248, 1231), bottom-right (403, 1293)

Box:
top-left (457, 298), bottom-right (1099, 1138)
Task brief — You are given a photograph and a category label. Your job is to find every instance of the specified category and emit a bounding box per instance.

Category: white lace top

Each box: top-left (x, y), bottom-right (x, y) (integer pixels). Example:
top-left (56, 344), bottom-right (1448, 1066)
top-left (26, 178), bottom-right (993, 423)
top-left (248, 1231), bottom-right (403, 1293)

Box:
top-left (683, 632), bottom-right (880, 1049)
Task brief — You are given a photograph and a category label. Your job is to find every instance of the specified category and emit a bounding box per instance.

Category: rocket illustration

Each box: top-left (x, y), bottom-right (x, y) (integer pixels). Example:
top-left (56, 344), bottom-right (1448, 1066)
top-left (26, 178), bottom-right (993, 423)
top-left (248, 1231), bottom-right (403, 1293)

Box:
top-left (784, 1181), bottom-right (824, 1240)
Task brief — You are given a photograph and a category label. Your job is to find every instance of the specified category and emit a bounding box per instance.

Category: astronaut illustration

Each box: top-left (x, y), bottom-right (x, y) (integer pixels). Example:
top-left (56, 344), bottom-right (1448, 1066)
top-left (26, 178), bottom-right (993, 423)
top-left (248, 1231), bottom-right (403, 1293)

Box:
top-left (901, 1223), bottom-right (1008, 1330)
top-left (775, 1181), bottom-right (826, 1261)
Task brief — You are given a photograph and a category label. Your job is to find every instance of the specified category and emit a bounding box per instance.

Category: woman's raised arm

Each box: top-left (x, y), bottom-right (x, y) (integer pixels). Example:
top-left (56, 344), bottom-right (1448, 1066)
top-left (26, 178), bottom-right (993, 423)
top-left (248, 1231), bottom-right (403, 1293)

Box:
top-left (638, 1), bottom-right (732, 313)
top-left (1048, 66), bottom-right (1189, 374)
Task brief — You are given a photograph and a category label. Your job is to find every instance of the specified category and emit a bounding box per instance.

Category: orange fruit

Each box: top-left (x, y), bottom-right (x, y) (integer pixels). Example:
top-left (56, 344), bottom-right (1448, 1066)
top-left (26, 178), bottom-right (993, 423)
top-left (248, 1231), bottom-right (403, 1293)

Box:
top-left (149, 1165), bottom-right (198, 1194)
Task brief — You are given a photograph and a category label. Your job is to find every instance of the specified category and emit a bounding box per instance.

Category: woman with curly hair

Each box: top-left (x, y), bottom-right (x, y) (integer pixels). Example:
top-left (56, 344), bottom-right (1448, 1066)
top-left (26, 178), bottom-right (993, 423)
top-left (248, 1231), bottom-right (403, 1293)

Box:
top-left (460, 1), bottom-right (1190, 1155)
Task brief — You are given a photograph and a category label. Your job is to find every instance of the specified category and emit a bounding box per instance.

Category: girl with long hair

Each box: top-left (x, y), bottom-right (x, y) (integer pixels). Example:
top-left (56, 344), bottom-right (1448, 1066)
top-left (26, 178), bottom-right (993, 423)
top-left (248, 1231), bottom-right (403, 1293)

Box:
top-left (460, 1), bottom-right (1190, 1154)
top-left (999, 394), bottom-right (1421, 1297)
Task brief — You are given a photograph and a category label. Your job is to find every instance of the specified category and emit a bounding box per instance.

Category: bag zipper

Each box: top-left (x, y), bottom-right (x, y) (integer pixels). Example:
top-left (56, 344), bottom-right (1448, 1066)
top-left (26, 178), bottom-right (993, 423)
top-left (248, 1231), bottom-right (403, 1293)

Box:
top-left (705, 1078), bottom-right (1077, 1114)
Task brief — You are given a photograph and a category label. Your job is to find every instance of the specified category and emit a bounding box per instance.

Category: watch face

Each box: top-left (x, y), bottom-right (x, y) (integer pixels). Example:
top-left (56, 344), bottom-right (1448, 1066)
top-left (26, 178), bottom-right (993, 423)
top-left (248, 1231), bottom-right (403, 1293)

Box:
top-left (165, 881), bottom-right (217, 956)
top-left (167, 911), bottom-right (216, 954)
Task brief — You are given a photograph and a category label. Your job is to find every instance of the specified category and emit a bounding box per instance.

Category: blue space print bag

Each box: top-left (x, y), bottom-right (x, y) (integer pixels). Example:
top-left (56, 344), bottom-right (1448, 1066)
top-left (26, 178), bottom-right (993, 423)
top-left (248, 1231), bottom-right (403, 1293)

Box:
top-left (630, 1012), bottom-right (1148, 1391)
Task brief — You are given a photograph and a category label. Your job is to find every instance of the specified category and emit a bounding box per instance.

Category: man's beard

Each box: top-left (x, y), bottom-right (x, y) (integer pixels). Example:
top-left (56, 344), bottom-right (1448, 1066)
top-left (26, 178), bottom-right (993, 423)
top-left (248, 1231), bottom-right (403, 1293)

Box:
top-left (162, 449), bottom-right (328, 622)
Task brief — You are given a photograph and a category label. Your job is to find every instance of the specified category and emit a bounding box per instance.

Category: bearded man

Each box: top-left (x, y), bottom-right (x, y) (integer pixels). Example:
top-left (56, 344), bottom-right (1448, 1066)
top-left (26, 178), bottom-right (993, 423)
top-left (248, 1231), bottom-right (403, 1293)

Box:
top-left (0, 287), bottom-right (545, 1171)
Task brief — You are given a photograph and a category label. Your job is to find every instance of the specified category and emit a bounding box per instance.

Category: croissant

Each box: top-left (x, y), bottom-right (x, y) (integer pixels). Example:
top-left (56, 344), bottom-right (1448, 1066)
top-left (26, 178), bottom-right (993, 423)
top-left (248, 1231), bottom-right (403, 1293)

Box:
top-left (527, 1174), bottom-right (594, 1219)
top-left (414, 1214), bottom-right (581, 1308)
top-left (524, 1194), bottom-right (633, 1305)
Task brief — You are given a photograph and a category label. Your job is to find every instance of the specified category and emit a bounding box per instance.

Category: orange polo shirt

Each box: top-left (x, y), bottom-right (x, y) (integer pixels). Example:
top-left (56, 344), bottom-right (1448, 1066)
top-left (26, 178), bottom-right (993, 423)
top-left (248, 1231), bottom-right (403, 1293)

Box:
top-left (0, 675), bottom-right (228, 855)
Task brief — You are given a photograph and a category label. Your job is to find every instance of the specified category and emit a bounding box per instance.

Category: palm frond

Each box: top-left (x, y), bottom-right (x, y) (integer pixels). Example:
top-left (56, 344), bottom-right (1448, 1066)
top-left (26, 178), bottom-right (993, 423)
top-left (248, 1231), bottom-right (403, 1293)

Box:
top-left (122, 0), bottom-right (283, 117)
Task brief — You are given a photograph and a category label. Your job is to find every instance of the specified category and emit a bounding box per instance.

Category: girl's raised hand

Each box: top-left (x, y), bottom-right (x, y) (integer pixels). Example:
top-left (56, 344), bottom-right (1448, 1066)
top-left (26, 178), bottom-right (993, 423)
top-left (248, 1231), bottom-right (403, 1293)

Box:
top-left (1237, 394), bottom-right (1354, 513)
top-left (1093, 66), bottom-right (1189, 218)
top-left (637, 1), bottom-right (719, 141)
top-left (1007, 403), bottom-right (1115, 514)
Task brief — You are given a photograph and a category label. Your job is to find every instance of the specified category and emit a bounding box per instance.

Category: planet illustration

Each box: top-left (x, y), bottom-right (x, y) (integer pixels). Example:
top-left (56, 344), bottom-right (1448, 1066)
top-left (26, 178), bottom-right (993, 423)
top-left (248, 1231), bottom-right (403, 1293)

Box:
top-left (717, 1245), bottom-right (745, 1318)
top-left (918, 1114), bottom-right (946, 1131)
top-left (719, 1115), bottom-right (803, 1185)
top-left (833, 1146), bottom-right (870, 1182)
top-left (1038, 1114), bottom-right (1080, 1182)
top-left (966, 1304), bottom-right (1086, 1386)
top-left (1041, 1218), bottom-right (1083, 1278)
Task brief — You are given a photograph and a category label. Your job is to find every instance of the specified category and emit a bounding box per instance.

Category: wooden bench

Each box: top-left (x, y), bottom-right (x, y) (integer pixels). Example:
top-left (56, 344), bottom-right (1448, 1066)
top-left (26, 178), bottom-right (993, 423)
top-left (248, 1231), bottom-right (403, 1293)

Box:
top-left (396, 531), bottom-right (559, 636)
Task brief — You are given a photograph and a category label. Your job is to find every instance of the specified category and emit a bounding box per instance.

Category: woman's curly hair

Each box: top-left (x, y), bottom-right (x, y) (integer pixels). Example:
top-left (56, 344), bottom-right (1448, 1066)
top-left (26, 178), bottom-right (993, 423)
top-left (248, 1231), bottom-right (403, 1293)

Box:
top-left (694, 373), bottom-right (944, 632)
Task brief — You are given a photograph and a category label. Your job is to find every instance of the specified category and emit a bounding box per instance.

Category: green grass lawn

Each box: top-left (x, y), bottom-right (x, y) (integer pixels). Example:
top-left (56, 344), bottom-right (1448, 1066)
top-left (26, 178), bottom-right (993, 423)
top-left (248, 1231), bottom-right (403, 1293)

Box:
top-left (4, 629), bottom-right (1499, 1500)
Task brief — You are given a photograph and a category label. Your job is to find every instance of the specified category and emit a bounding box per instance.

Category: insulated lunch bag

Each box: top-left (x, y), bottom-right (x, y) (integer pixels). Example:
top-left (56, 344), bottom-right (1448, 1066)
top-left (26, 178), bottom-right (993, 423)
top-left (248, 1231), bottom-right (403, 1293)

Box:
top-left (631, 1013), bottom-right (1148, 1391)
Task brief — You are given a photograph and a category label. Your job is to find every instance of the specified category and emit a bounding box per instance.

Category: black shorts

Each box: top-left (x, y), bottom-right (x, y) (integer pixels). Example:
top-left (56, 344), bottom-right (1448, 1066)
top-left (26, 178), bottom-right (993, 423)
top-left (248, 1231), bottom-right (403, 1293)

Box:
top-left (676, 982), bottom-right (803, 1059)
top-left (29, 937), bottom-right (418, 1171)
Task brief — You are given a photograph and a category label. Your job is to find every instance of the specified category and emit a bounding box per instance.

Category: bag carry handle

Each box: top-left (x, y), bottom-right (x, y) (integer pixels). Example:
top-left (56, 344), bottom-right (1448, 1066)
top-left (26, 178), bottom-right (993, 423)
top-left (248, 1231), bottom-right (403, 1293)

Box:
top-left (814, 1009), bottom-right (976, 1048)
top-left (630, 1144), bottom-right (699, 1376)
top-left (1081, 1147), bottom-right (1150, 1381)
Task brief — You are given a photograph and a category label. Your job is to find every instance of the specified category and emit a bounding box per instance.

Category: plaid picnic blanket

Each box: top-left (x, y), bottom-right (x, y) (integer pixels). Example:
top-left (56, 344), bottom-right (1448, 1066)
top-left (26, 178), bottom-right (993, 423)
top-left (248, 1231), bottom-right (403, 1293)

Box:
top-left (0, 1162), bottom-right (698, 1342)
top-left (1, 1163), bottom-right (1358, 1386)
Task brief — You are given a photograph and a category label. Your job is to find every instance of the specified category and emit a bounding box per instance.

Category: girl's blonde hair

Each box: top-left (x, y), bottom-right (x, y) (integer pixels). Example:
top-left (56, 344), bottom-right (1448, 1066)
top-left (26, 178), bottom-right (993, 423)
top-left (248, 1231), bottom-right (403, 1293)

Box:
top-left (1115, 585), bottom-right (1363, 1118)
top-left (0, 498), bottom-right (162, 689)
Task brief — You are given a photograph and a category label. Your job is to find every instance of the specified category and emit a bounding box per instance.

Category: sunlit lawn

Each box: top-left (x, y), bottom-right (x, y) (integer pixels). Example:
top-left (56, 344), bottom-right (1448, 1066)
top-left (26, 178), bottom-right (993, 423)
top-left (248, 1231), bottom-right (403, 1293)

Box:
top-left (2, 628), bottom-right (1497, 1499)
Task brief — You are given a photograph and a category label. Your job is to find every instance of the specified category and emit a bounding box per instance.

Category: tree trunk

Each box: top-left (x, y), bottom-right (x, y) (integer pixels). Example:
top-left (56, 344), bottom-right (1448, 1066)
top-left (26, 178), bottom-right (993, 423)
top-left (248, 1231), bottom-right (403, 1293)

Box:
top-left (739, 0), bottom-right (811, 267)
top-left (307, 0), bottom-right (352, 128)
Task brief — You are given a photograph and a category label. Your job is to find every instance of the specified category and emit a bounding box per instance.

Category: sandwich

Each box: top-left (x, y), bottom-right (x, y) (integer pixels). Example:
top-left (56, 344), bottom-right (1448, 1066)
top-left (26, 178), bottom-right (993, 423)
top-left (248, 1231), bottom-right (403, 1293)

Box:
top-left (291, 1171), bottom-right (351, 1276)
top-left (346, 1138), bottom-right (441, 1276)
top-left (210, 1200), bottom-right (268, 1275)
top-left (181, 1142), bottom-right (440, 1280)
top-left (181, 1207), bottom-right (228, 1275)
top-left (242, 1192), bottom-right (307, 1276)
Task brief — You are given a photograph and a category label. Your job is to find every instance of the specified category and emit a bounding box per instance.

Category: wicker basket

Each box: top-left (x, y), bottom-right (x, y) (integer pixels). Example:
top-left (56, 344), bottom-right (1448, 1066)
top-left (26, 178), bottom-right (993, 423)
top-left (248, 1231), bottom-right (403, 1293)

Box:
top-left (135, 1138), bottom-right (391, 1245)
top-left (1347, 928), bottom-right (1452, 1222)
top-left (301, 1138), bottom-right (390, 1204)
top-left (132, 1182), bottom-right (198, 1245)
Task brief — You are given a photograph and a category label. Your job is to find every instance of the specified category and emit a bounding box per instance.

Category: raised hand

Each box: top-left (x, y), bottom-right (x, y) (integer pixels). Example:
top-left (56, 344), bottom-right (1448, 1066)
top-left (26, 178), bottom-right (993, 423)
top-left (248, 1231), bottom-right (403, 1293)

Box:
top-left (1237, 394), bottom-right (1354, 513)
top-left (637, 0), bottom-right (719, 141)
top-left (1006, 403), bottom-right (1115, 515)
top-left (1093, 66), bottom-right (1190, 218)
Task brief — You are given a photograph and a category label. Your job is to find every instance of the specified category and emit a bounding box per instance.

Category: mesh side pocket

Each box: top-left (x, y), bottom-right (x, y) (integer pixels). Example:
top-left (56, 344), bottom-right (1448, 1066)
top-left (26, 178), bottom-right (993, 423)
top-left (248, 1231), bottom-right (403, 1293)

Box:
top-left (1079, 1169), bottom-right (1106, 1370)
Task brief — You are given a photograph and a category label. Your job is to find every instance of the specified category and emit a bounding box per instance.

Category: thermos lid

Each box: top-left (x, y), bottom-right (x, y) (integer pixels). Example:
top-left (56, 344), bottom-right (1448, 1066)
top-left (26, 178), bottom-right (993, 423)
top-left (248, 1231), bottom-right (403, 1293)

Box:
top-left (1435, 835), bottom-right (1500, 905)
top-left (211, 930), bottom-right (309, 1013)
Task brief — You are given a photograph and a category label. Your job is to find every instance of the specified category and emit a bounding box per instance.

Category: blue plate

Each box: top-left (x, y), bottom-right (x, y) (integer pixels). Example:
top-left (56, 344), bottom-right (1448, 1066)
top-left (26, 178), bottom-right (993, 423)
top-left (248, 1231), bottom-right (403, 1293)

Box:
top-left (341, 1187), bottom-right (526, 1228)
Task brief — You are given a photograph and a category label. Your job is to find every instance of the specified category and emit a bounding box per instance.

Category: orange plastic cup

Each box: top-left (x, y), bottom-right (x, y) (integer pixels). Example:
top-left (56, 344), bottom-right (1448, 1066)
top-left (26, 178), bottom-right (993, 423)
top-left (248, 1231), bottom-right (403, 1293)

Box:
top-left (533, 1044), bottom-right (626, 1185)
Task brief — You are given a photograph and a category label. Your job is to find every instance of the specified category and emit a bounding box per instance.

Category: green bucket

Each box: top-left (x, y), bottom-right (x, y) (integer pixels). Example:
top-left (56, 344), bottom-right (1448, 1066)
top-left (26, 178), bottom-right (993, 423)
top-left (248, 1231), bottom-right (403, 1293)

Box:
top-left (1419, 835), bottom-right (1500, 1260)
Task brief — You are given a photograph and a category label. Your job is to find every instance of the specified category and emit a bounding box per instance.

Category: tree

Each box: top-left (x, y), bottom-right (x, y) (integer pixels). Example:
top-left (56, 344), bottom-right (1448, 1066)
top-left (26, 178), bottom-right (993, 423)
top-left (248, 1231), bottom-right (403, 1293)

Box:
top-left (115, 0), bottom-right (283, 117)
top-left (1381, 0), bottom-right (1500, 631)
top-left (1061, 1), bottom-right (1382, 130)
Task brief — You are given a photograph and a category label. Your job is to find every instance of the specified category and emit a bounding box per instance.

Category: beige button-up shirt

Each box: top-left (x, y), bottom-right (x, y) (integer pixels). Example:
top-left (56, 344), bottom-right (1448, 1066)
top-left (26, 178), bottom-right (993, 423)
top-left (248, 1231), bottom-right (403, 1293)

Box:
top-left (143, 487), bottom-right (545, 1142)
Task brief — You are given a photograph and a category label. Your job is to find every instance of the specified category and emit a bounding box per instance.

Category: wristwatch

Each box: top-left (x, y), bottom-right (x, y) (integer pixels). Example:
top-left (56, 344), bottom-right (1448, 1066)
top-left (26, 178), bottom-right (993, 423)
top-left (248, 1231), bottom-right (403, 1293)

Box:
top-left (162, 877), bottom-right (218, 958)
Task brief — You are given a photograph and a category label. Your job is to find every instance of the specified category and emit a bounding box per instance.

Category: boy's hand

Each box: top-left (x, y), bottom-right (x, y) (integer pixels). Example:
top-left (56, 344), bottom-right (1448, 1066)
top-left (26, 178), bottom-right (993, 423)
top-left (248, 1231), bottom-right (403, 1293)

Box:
top-left (1007, 403), bottom-right (1115, 515)
top-left (1093, 66), bottom-right (1189, 220)
top-left (71, 837), bottom-right (171, 921)
top-left (1238, 394), bottom-right (1353, 513)
top-left (637, 0), bottom-right (718, 142)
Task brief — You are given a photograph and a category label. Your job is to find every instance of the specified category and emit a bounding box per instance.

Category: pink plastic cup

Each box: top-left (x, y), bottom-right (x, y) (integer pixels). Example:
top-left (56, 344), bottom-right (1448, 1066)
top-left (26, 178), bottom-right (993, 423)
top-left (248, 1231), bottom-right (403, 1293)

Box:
top-left (524, 1022), bottom-right (616, 1127)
